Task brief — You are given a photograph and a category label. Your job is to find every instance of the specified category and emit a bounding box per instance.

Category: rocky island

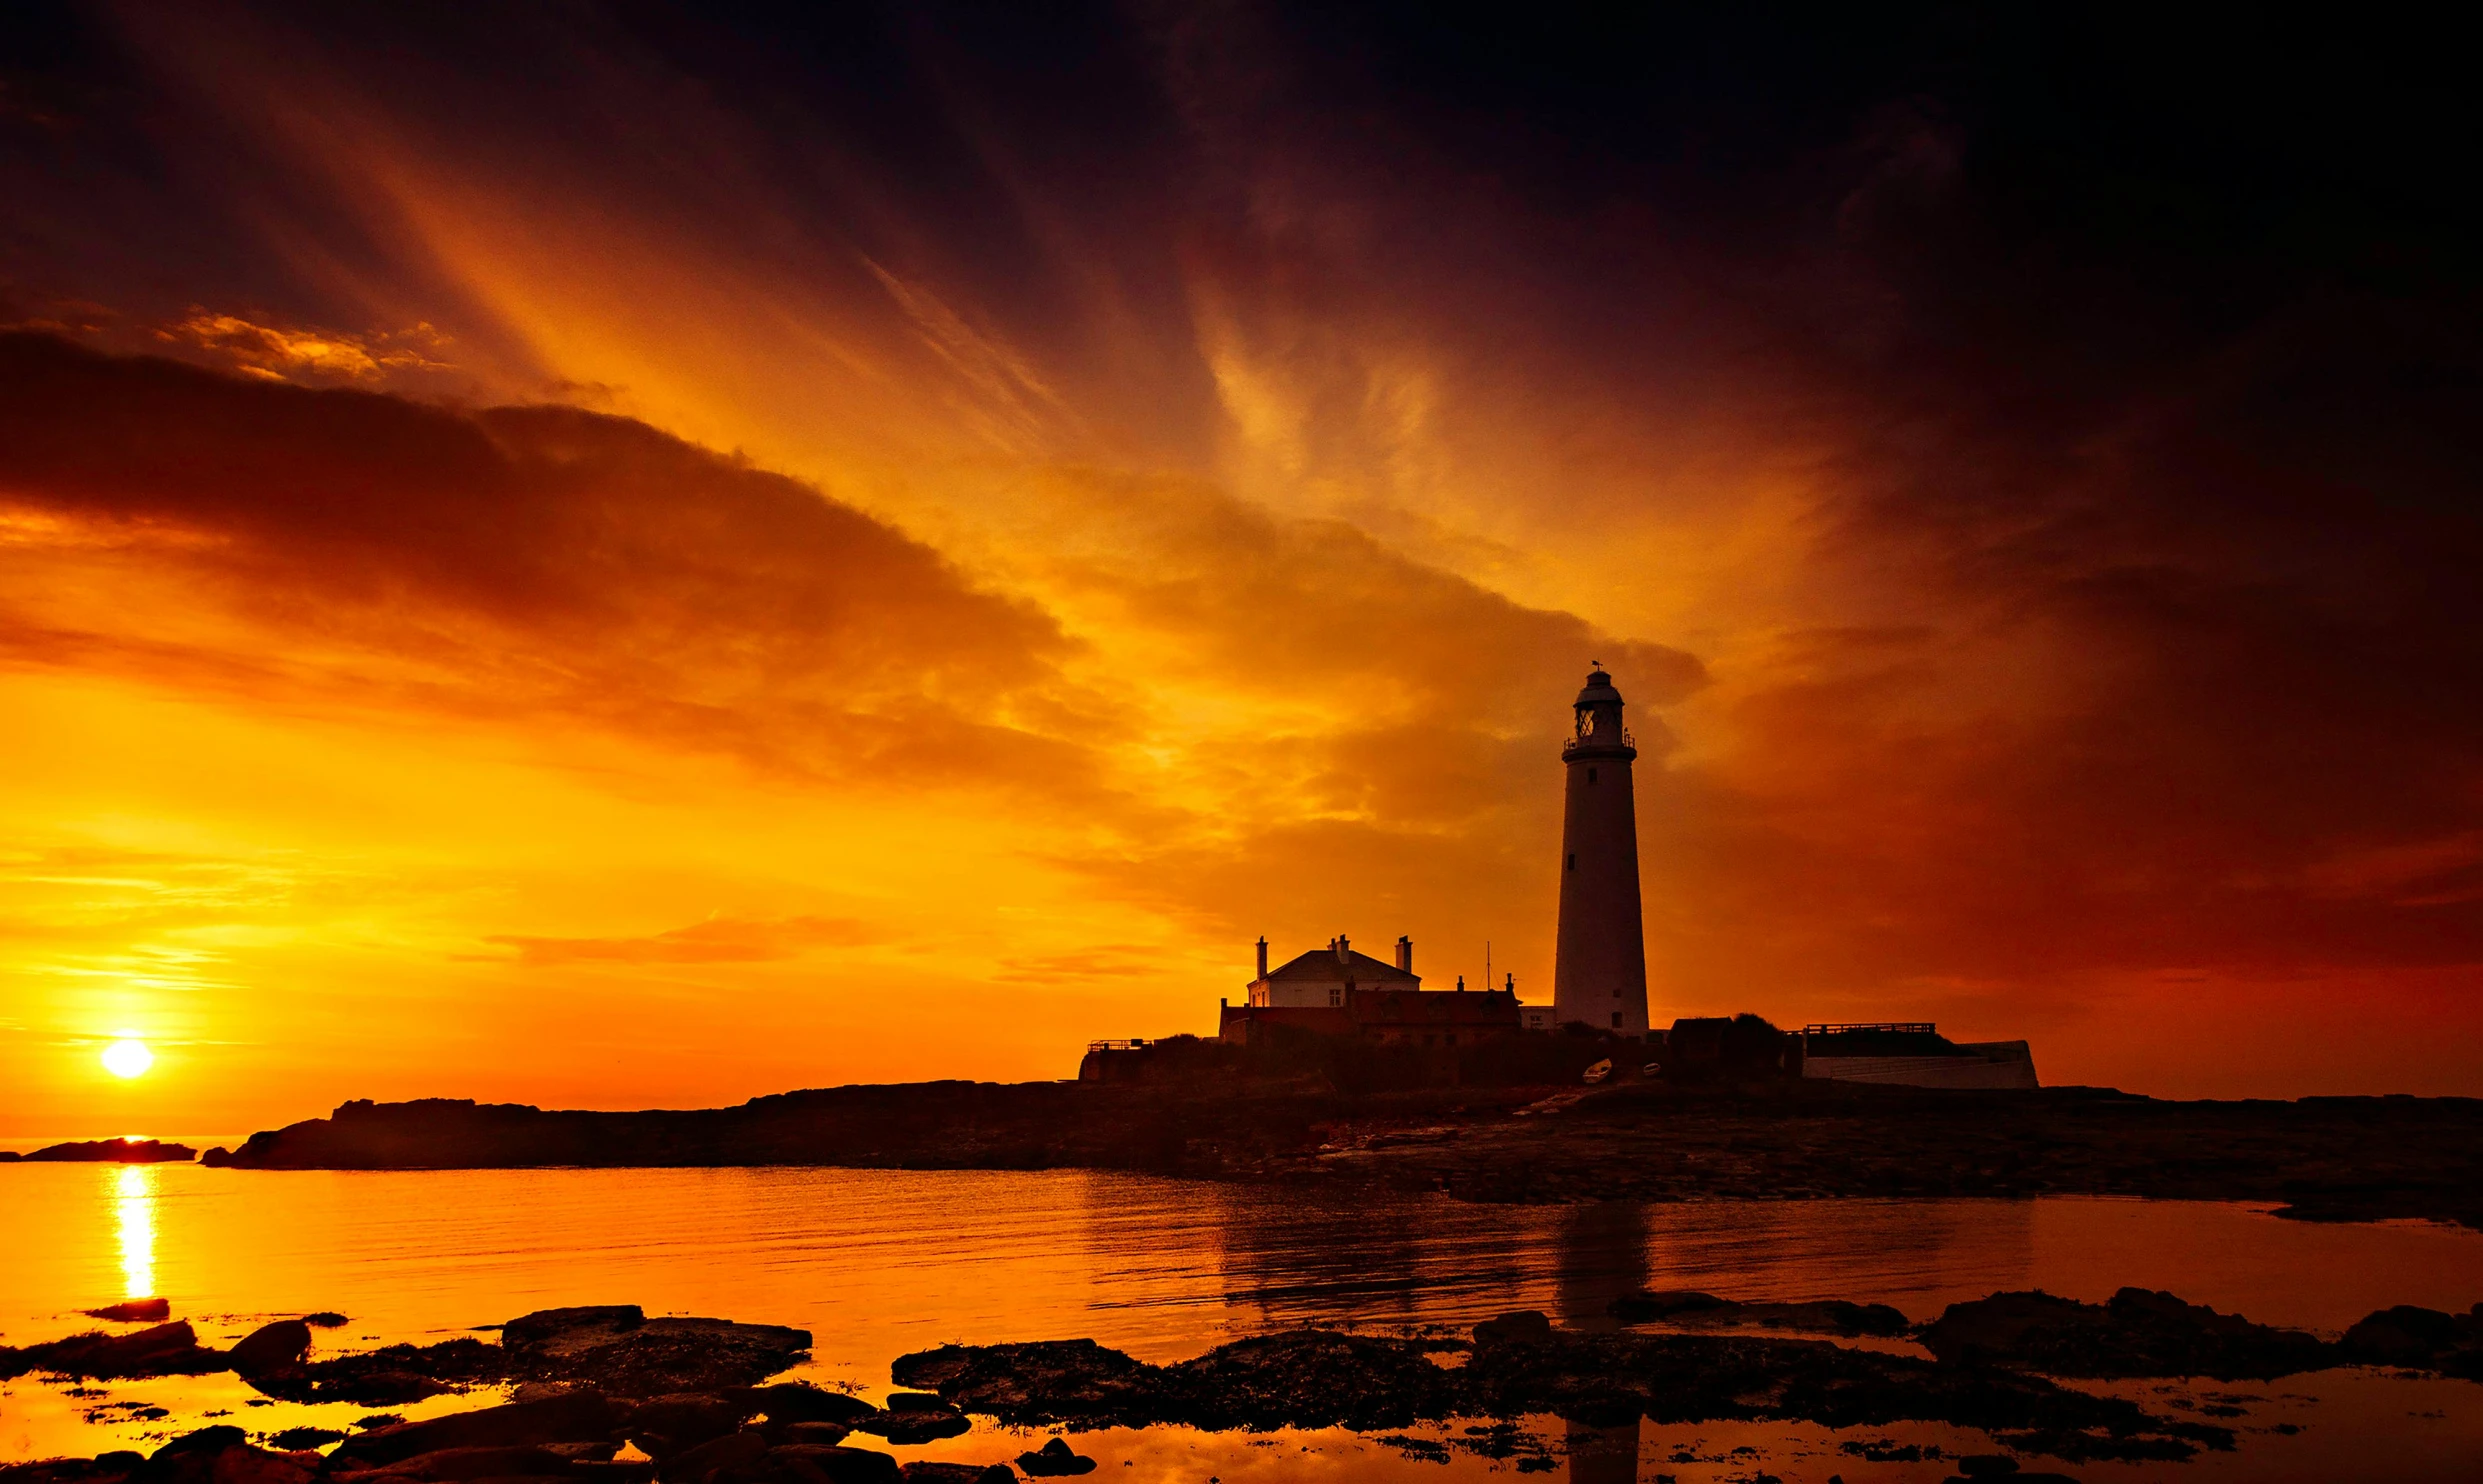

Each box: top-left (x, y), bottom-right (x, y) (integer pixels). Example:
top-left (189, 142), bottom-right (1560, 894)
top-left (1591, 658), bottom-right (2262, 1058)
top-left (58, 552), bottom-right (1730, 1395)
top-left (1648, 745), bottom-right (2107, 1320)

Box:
top-left (190, 1079), bottom-right (2483, 1229)
top-left (1, 1140), bottom-right (197, 1164)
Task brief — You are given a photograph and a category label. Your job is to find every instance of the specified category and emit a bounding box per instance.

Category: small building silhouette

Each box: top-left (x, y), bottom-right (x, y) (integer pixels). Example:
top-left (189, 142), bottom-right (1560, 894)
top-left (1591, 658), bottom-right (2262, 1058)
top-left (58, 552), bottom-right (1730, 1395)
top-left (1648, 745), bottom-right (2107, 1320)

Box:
top-left (1219, 935), bottom-right (1525, 1048)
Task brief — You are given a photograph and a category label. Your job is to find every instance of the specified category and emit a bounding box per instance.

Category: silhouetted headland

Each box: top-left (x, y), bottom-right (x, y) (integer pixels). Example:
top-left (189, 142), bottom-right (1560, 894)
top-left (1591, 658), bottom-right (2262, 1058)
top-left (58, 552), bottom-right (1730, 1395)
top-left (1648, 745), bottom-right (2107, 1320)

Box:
top-left (0, 1138), bottom-right (197, 1164)
top-left (191, 1076), bottom-right (2483, 1230)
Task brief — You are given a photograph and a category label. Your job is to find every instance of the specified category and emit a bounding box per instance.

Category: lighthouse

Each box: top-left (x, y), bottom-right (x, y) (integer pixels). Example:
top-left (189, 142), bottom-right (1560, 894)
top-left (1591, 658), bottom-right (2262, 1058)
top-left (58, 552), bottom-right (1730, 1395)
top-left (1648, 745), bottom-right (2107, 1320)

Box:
top-left (1553, 665), bottom-right (1651, 1036)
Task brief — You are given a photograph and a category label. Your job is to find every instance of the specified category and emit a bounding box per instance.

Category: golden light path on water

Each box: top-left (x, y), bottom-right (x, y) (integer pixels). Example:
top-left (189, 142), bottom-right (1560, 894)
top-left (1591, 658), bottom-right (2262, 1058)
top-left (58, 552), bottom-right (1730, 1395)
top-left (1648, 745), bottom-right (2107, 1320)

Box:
top-left (114, 1163), bottom-right (155, 1301)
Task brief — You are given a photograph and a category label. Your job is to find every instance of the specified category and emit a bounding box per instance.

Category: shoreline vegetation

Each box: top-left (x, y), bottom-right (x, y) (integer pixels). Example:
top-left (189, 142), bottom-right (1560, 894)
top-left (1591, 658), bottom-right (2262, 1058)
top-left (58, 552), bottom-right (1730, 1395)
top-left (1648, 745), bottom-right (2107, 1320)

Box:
top-left (116, 1080), bottom-right (2483, 1231)
top-left (2, 1291), bottom-right (2477, 1481)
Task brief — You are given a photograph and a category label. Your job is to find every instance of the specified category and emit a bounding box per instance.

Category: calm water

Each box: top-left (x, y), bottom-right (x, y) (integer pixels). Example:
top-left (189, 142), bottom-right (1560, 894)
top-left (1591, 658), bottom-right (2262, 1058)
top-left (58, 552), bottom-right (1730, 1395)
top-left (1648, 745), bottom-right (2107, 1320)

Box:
top-left (3, 1165), bottom-right (2479, 1480)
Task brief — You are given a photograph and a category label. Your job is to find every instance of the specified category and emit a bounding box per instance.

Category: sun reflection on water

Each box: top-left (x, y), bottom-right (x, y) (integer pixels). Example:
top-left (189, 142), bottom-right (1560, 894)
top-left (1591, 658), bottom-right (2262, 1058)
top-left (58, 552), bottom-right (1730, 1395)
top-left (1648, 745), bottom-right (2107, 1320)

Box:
top-left (115, 1163), bottom-right (156, 1300)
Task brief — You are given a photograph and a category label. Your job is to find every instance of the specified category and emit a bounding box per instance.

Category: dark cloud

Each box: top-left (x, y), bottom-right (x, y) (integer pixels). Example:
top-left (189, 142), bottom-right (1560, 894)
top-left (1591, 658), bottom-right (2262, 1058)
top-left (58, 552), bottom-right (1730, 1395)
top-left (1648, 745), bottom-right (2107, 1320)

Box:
top-left (0, 330), bottom-right (1088, 785)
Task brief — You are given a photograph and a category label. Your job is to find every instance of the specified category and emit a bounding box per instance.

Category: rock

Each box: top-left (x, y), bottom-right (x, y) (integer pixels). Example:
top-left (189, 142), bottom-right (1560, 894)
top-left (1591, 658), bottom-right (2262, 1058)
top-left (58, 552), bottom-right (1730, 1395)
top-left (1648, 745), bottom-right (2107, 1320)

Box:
top-left (504, 1310), bottom-right (646, 1351)
top-left (1918, 1289), bottom-right (2334, 1380)
top-left (743, 1385), bottom-right (874, 1426)
top-left (2339, 1305), bottom-right (2474, 1365)
top-left (623, 1395), bottom-right (751, 1455)
top-left (155, 1430), bottom-right (252, 1460)
top-left (762, 1447), bottom-right (897, 1484)
top-left (85, 1300), bottom-right (173, 1323)
top-left (897, 1467), bottom-right (1013, 1484)
top-left (879, 1394), bottom-right (947, 1414)
top-left (901, 1324), bottom-right (2229, 1463)
top-left (336, 1394), bottom-right (622, 1467)
top-left (17, 1322), bottom-right (227, 1379)
top-left (766, 1425), bottom-right (850, 1449)
top-left (1605, 1292), bottom-right (1731, 1321)
top-left (230, 1321), bottom-right (313, 1377)
top-left (1955, 1458), bottom-right (2020, 1476)
top-left (382, 1447), bottom-right (573, 1481)
top-left (504, 1310), bottom-right (811, 1396)
top-left (0, 1465), bottom-right (135, 1484)
top-left (564, 1464), bottom-right (654, 1484)
top-left (1607, 1292), bottom-right (1910, 1337)
top-left (657, 1429), bottom-right (766, 1483)
top-left (1473, 1312), bottom-right (1553, 1346)
top-left (892, 1341), bottom-right (1158, 1424)
top-left (543, 1445), bottom-right (618, 1464)
top-left (263, 1430), bottom-right (345, 1452)
top-left (305, 1314), bottom-right (351, 1329)
top-left (1013, 1440), bottom-right (1095, 1478)
top-left (848, 1409), bottom-right (967, 1445)
top-left (244, 1338), bottom-right (502, 1405)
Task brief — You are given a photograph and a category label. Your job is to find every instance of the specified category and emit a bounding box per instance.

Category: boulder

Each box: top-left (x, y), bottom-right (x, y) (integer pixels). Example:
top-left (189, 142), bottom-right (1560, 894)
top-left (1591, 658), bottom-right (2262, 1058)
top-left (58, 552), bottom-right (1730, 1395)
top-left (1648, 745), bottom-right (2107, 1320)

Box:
top-left (1472, 1312), bottom-right (1553, 1346)
top-left (1604, 1291), bottom-right (1731, 1321)
top-left (85, 1300), bottom-right (173, 1323)
top-left (21, 1322), bottom-right (226, 1379)
top-left (382, 1449), bottom-right (572, 1481)
top-left (760, 1448), bottom-right (896, 1484)
top-left (504, 1310), bottom-right (810, 1396)
top-left (230, 1321), bottom-right (313, 1377)
top-left (848, 1410), bottom-right (967, 1445)
top-left (0, 1463), bottom-right (143, 1484)
top-left (742, 1386), bottom-right (873, 1427)
top-left (262, 1431), bottom-right (345, 1453)
top-left (890, 1341), bottom-right (1160, 1425)
top-left (1954, 1458), bottom-right (2019, 1476)
top-left (504, 1310), bottom-right (646, 1351)
top-left (1606, 1291), bottom-right (1909, 1336)
top-left (623, 1395), bottom-right (751, 1454)
top-left (2339, 1305), bottom-right (2473, 1366)
top-left (336, 1394), bottom-right (622, 1467)
top-left (765, 1426), bottom-right (850, 1450)
top-left (878, 1395), bottom-right (946, 1414)
top-left (896, 1468), bottom-right (1012, 1484)
top-left (1918, 1288), bottom-right (2333, 1380)
top-left (1013, 1439), bottom-right (1095, 1478)
top-left (132, 1432), bottom-right (321, 1484)
top-left (655, 1429), bottom-right (766, 1483)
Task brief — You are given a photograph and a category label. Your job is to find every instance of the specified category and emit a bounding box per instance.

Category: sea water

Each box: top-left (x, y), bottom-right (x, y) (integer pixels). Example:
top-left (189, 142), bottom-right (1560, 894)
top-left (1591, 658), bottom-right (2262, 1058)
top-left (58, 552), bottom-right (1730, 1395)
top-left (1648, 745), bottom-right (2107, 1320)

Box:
top-left (2, 1164), bottom-right (2478, 1479)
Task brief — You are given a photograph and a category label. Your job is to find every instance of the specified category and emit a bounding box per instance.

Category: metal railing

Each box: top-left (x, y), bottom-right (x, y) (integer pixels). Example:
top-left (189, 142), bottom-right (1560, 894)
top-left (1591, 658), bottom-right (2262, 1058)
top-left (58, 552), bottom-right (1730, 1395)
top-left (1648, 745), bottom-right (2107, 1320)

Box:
top-left (1801, 1022), bottom-right (1937, 1037)
top-left (1084, 1039), bottom-right (1151, 1053)
top-left (1561, 726), bottom-right (1635, 755)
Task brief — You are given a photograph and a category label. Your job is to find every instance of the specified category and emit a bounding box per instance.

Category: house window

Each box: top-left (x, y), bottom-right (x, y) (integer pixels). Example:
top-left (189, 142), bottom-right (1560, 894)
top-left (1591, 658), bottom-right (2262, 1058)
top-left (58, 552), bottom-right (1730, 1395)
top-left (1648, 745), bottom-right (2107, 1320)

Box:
top-left (1329, 986), bottom-right (1341, 1006)
top-left (1611, 1012), bottom-right (1623, 1028)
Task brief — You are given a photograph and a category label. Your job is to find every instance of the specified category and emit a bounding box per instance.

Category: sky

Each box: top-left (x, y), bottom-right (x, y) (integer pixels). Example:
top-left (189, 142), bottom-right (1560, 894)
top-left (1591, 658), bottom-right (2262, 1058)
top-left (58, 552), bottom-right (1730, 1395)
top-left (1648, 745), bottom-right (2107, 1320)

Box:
top-left (1, 3), bottom-right (2478, 1136)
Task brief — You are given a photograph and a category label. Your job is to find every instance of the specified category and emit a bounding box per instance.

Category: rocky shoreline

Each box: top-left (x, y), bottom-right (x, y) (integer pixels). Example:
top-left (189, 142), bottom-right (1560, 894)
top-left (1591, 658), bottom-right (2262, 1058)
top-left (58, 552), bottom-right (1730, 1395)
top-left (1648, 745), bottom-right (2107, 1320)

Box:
top-left (2, 1287), bottom-right (2478, 1482)
top-left (171, 1081), bottom-right (2483, 1230)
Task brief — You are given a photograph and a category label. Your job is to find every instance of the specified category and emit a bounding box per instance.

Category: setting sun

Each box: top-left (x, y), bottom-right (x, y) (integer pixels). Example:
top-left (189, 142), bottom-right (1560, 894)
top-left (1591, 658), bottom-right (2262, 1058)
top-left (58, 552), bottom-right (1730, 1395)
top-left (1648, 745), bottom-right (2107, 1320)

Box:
top-left (100, 1041), bottom-right (153, 1080)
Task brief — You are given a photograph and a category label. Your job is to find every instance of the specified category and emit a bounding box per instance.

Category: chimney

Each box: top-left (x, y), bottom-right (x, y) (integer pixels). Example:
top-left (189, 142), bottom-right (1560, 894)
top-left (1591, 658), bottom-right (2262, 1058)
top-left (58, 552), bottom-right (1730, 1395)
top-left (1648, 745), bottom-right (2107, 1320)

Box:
top-left (1504, 972), bottom-right (1515, 994)
top-left (1255, 936), bottom-right (1269, 981)
top-left (1336, 935), bottom-right (1350, 963)
top-left (1395, 935), bottom-right (1413, 972)
top-left (1456, 975), bottom-right (1466, 992)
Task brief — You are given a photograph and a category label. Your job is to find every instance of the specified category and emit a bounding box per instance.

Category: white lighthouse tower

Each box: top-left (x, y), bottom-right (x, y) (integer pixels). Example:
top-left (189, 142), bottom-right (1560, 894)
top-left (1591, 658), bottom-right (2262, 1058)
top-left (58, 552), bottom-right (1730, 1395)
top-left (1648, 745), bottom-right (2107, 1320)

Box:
top-left (1552, 665), bottom-right (1651, 1036)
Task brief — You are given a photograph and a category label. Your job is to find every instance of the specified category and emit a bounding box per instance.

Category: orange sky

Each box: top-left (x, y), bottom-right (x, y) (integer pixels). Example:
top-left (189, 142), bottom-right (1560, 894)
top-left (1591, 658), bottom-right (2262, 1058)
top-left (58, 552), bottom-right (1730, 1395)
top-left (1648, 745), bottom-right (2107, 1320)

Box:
top-left (2, 5), bottom-right (2478, 1136)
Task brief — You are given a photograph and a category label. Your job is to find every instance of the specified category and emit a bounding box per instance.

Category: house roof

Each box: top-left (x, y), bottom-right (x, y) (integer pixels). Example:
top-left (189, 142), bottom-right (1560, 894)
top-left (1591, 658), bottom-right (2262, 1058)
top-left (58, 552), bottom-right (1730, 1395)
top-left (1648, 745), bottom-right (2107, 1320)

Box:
top-left (1264, 947), bottom-right (1419, 984)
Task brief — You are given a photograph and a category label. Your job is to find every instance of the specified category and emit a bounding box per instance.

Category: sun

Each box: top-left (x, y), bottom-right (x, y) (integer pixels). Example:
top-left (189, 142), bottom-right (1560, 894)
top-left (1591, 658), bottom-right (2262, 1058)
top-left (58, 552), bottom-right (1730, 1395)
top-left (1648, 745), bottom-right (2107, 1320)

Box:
top-left (101, 1040), bottom-right (154, 1079)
